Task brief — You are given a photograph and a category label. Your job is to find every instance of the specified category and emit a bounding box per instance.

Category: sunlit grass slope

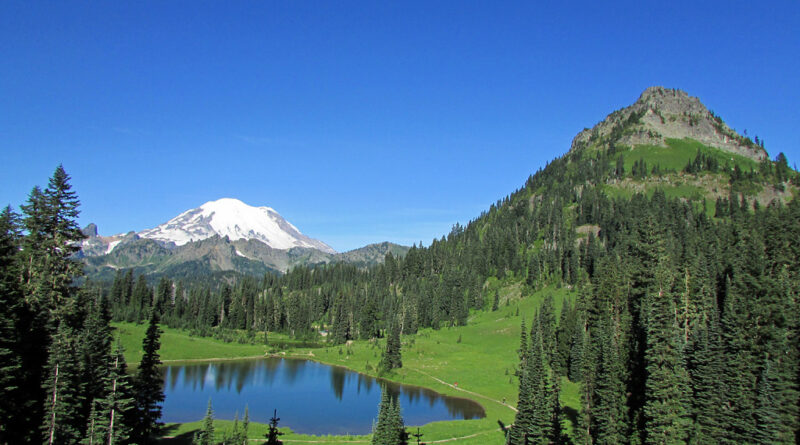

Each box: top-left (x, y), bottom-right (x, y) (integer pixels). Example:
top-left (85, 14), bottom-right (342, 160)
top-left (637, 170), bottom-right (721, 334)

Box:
top-left (119, 284), bottom-right (580, 444)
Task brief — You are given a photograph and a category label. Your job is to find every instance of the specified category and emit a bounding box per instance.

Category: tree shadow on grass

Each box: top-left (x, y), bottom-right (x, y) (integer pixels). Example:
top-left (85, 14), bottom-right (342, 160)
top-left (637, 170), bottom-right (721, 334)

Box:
top-left (156, 424), bottom-right (198, 445)
top-left (563, 406), bottom-right (579, 433)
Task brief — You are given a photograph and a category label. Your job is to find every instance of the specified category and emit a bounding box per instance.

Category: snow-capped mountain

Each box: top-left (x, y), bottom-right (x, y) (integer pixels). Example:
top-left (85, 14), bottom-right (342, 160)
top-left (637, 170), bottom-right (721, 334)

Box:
top-left (138, 198), bottom-right (336, 253)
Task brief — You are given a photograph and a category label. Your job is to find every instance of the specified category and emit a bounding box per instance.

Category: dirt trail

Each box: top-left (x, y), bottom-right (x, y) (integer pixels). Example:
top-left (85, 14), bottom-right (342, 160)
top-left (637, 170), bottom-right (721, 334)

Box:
top-left (408, 368), bottom-right (518, 413)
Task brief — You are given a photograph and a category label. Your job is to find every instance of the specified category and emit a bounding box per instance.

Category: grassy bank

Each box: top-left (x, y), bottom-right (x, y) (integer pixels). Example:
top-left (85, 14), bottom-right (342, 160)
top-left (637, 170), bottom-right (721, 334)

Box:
top-left (118, 283), bottom-right (580, 444)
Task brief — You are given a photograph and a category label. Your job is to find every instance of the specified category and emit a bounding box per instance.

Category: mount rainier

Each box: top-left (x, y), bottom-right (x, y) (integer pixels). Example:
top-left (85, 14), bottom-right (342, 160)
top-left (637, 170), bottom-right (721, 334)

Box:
top-left (80, 198), bottom-right (407, 280)
top-left (138, 198), bottom-right (335, 253)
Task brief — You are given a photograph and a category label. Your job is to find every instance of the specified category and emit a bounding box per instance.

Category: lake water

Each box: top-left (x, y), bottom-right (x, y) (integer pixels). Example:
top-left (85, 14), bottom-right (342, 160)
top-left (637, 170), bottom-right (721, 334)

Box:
top-left (162, 358), bottom-right (485, 435)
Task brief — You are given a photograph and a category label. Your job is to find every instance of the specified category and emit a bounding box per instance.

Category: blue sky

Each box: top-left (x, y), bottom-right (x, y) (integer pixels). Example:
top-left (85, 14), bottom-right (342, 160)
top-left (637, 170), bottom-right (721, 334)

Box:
top-left (2, 1), bottom-right (799, 252)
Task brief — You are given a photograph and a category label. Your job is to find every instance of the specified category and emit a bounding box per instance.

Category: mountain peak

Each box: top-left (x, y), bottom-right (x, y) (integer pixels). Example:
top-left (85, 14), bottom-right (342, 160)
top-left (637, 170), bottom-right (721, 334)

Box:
top-left (570, 86), bottom-right (768, 161)
top-left (138, 198), bottom-right (336, 253)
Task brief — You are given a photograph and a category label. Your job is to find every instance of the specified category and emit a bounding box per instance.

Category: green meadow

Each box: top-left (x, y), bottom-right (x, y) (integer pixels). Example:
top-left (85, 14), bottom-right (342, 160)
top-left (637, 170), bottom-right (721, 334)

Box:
top-left (617, 137), bottom-right (759, 173)
top-left (116, 284), bottom-right (580, 444)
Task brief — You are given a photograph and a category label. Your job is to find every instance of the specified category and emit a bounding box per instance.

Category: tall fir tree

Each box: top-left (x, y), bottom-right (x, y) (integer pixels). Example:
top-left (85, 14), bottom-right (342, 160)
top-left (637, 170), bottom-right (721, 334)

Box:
top-left (43, 321), bottom-right (86, 445)
top-left (131, 310), bottom-right (165, 444)
top-left (193, 399), bottom-right (215, 445)
top-left (643, 263), bottom-right (691, 444)
top-left (85, 341), bottom-right (134, 445)
top-left (0, 206), bottom-right (25, 443)
top-left (18, 167), bottom-right (86, 442)
top-left (371, 389), bottom-right (407, 445)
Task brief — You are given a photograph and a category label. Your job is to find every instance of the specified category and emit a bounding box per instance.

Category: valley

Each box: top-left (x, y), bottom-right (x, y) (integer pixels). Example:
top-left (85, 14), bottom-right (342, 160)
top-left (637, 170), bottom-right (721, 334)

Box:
top-left (116, 284), bottom-right (577, 444)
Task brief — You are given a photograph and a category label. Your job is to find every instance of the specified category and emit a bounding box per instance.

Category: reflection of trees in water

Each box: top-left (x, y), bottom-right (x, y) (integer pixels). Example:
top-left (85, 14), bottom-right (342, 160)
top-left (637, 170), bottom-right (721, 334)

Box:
top-left (281, 358), bottom-right (307, 384)
top-left (165, 358), bottom-right (485, 422)
top-left (356, 373), bottom-right (374, 395)
top-left (210, 360), bottom-right (259, 393)
top-left (184, 363), bottom-right (210, 391)
top-left (258, 357), bottom-right (281, 387)
top-left (164, 366), bottom-right (182, 391)
top-left (330, 367), bottom-right (346, 401)
top-left (382, 380), bottom-right (486, 420)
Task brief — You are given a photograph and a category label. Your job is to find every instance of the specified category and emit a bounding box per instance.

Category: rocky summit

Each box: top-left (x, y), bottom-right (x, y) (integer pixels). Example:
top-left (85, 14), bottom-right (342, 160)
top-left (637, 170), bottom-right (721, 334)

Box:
top-left (570, 86), bottom-right (768, 161)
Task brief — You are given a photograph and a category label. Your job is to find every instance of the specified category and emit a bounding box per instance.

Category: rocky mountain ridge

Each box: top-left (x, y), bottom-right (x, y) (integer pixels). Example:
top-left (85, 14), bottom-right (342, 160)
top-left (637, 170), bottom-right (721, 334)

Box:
top-left (570, 86), bottom-right (768, 161)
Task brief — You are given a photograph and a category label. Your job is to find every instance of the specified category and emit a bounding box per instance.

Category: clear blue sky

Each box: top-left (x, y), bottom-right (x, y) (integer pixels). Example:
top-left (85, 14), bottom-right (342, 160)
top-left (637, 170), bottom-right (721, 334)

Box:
top-left (2, 1), bottom-right (798, 252)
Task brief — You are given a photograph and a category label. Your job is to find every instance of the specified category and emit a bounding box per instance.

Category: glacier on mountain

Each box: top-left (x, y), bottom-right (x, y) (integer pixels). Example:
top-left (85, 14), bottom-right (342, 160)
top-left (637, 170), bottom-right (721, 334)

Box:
top-left (137, 198), bottom-right (336, 253)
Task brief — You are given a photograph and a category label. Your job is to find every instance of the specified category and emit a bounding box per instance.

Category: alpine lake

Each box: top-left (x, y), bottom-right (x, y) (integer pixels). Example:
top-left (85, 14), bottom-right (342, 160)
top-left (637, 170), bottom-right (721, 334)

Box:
top-left (161, 357), bottom-right (486, 435)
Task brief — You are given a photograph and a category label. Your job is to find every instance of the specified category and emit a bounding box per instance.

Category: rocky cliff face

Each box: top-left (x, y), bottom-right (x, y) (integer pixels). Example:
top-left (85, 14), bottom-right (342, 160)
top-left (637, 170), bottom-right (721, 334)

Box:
top-left (570, 87), bottom-right (768, 161)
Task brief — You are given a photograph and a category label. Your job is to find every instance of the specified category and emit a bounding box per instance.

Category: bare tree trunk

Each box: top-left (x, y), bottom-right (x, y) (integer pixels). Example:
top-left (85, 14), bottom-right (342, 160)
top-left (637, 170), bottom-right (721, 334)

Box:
top-left (108, 355), bottom-right (118, 445)
top-left (48, 362), bottom-right (59, 445)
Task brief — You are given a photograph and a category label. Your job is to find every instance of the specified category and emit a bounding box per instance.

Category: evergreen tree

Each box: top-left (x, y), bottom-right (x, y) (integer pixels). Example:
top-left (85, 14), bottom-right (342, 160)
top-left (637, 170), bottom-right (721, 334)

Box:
top-left (266, 409), bottom-right (284, 445)
top-left (19, 167), bottom-right (86, 442)
top-left (0, 206), bottom-right (25, 443)
top-left (509, 319), bottom-right (533, 445)
top-left (131, 310), bottom-right (164, 444)
top-left (380, 322), bottom-right (402, 372)
top-left (371, 390), bottom-right (407, 445)
top-left (193, 399), bottom-right (215, 445)
top-left (43, 321), bottom-right (86, 445)
top-left (643, 264), bottom-right (691, 444)
top-left (81, 292), bottom-right (113, 422)
top-left (85, 341), bottom-right (134, 445)
top-left (591, 320), bottom-right (627, 444)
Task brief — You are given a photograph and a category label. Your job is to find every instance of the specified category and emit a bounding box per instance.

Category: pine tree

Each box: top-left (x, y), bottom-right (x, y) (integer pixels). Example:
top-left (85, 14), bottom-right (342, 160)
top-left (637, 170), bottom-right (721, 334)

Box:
top-left (492, 290), bottom-right (500, 311)
top-left (81, 292), bottom-right (113, 422)
top-left (592, 320), bottom-right (627, 444)
top-left (753, 355), bottom-right (782, 444)
top-left (687, 318), bottom-right (726, 443)
top-left (528, 316), bottom-right (552, 443)
top-left (509, 319), bottom-right (533, 445)
top-left (380, 322), bottom-right (402, 373)
top-left (0, 206), bottom-right (25, 443)
top-left (372, 390), bottom-right (392, 445)
top-left (43, 321), bottom-right (86, 445)
top-left (85, 341), bottom-right (134, 445)
top-left (371, 390), bottom-right (406, 445)
top-left (643, 265), bottom-right (691, 444)
top-left (131, 310), bottom-right (164, 444)
top-left (265, 409), bottom-right (284, 445)
top-left (19, 167), bottom-right (86, 442)
top-left (193, 399), bottom-right (215, 445)
top-left (241, 405), bottom-right (250, 445)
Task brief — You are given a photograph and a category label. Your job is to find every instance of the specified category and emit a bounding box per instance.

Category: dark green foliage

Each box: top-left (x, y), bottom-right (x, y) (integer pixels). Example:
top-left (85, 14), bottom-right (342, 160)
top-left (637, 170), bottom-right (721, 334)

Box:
top-left (0, 207), bottom-right (25, 443)
top-left (43, 321), bottom-right (86, 444)
top-left (131, 310), bottom-right (164, 444)
top-left (371, 390), bottom-right (407, 445)
top-left (193, 399), bottom-right (215, 445)
top-left (380, 322), bottom-right (402, 373)
top-left (85, 341), bottom-right (135, 445)
top-left (266, 409), bottom-right (284, 445)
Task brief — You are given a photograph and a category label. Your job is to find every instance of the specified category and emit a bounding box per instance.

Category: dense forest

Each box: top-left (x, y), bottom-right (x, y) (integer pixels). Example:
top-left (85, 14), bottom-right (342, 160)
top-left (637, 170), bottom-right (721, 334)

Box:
top-left (2, 118), bottom-right (800, 445)
top-left (0, 167), bottom-right (166, 444)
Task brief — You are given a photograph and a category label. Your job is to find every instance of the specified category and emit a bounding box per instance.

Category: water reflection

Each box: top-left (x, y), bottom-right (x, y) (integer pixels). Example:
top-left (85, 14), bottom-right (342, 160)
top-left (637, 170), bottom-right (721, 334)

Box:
top-left (162, 358), bottom-right (485, 435)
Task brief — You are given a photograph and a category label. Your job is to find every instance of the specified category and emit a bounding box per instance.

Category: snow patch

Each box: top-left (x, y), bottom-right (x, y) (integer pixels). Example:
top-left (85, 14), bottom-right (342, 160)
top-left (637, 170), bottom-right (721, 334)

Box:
top-left (106, 240), bottom-right (122, 254)
top-left (138, 198), bottom-right (336, 253)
